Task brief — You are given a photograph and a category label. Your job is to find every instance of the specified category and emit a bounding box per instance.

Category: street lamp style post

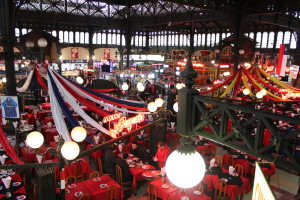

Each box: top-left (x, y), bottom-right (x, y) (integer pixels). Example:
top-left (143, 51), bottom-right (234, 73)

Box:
top-left (26, 126), bottom-right (86, 200)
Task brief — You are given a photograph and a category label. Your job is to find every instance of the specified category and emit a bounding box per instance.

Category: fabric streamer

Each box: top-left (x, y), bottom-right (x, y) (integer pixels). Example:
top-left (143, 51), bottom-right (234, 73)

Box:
top-left (35, 69), bottom-right (48, 89)
top-left (16, 70), bottom-right (34, 92)
top-left (48, 69), bottom-right (110, 136)
top-left (52, 71), bottom-right (151, 115)
top-left (220, 71), bottom-right (239, 98)
top-left (0, 127), bottom-right (23, 164)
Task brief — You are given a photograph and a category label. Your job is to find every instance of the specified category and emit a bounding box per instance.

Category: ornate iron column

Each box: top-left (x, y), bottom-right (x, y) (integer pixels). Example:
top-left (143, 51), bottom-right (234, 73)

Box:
top-left (177, 24), bottom-right (199, 152)
top-left (0, 0), bottom-right (17, 96)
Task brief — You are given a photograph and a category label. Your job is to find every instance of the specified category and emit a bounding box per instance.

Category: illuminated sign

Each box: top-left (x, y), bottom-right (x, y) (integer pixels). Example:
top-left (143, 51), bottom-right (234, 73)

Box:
top-left (177, 62), bottom-right (204, 67)
top-left (213, 80), bottom-right (222, 85)
top-left (265, 66), bottom-right (274, 73)
top-left (109, 114), bottom-right (145, 138)
top-left (103, 113), bottom-right (123, 123)
top-left (219, 64), bottom-right (229, 69)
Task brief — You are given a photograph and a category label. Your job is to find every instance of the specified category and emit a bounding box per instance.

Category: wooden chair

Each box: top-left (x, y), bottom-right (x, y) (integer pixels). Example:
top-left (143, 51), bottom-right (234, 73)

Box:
top-left (195, 183), bottom-right (204, 193)
top-left (148, 183), bottom-right (157, 200)
top-left (79, 194), bottom-right (89, 200)
top-left (106, 186), bottom-right (117, 200)
top-left (115, 165), bottom-right (135, 195)
top-left (66, 176), bottom-right (76, 185)
top-left (215, 155), bottom-right (223, 166)
top-left (97, 158), bottom-right (111, 177)
top-left (89, 171), bottom-right (100, 179)
top-left (214, 179), bottom-right (227, 200)
top-left (74, 159), bottom-right (85, 182)
top-left (223, 154), bottom-right (234, 168)
top-left (234, 164), bottom-right (244, 177)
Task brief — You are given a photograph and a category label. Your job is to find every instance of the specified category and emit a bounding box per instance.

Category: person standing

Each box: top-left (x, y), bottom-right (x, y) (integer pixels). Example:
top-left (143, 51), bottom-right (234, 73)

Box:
top-left (153, 141), bottom-right (170, 169)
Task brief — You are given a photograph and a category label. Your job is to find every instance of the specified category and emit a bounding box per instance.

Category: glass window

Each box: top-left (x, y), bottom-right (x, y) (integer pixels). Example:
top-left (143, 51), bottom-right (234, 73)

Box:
top-left (64, 31), bottom-right (69, 43)
top-left (290, 32), bottom-right (297, 49)
top-left (268, 32), bottom-right (274, 48)
top-left (15, 28), bottom-right (20, 37)
top-left (255, 32), bottom-right (262, 48)
top-left (276, 31), bottom-right (283, 48)
top-left (168, 34), bottom-right (172, 46)
top-left (75, 32), bottom-right (80, 43)
top-left (226, 33), bottom-right (231, 37)
top-left (79, 32), bottom-right (84, 44)
top-left (211, 33), bottom-right (215, 47)
top-left (85, 32), bottom-right (89, 44)
top-left (261, 32), bottom-right (268, 48)
top-left (97, 33), bottom-right (101, 44)
top-left (197, 34), bottom-right (201, 46)
top-left (174, 34), bottom-right (178, 46)
top-left (22, 28), bottom-right (27, 35)
top-left (249, 32), bottom-right (254, 39)
top-left (283, 31), bottom-right (291, 44)
top-left (201, 34), bottom-right (205, 46)
top-left (69, 31), bottom-right (73, 43)
top-left (112, 33), bottom-right (116, 44)
top-left (215, 33), bottom-right (220, 46)
top-left (52, 30), bottom-right (57, 37)
top-left (194, 34), bottom-right (197, 47)
top-left (116, 33), bottom-right (120, 45)
top-left (221, 33), bottom-right (226, 40)
top-left (92, 33), bottom-right (97, 44)
top-left (207, 33), bottom-right (211, 47)
top-left (107, 31), bottom-right (112, 45)
top-left (122, 35), bottom-right (125, 46)
top-left (102, 32), bottom-right (106, 44)
top-left (59, 31), bottom-right (64, 43)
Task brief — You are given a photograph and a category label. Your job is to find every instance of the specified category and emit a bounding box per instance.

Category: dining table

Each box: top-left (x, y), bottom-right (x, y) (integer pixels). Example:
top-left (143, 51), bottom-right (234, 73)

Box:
top-left (149, 178), bottom-right (211, 200)
top-left (20, 145), bottom-right (52, 162)
top-left (0, 172), bottom-right (28, 200)
top-left (64, 175), bottom-right (124, 200)
top-left (202, 164), bottom-right (250, 200)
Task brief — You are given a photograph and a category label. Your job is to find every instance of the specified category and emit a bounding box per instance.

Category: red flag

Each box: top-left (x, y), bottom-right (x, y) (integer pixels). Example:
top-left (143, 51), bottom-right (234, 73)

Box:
top-left (276, 44), bottom-right (289, 76)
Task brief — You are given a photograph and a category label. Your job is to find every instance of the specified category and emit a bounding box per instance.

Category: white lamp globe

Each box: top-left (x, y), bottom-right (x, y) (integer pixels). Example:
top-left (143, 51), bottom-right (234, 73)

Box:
top-left (261, 89), bottom-right (267, 96)
top-left (61, 141), bottom-right (80, 160)
top-left (26, 131), bottom-right (44, 149)
top-left (137, 85), bottom-right (145, 92)
top-left (2, 77), bottom-right (7, 83)
top-left (147, 102), bottom-right (158, 112)
top-left (122, 83), bottom-right (129, 91)
top-left (256, 91), bottom-right (263, 99)
top-left (181, 83), bottom-right (185, 88)
top-left (166, 150), bottom-right (205, 188)
top-left (71, 126), bottom-right (87, 142)
top-left (137, 82), bottom-right (143, 87)
top-left (26, 40), bottom-right (34, 48)
top-left (243, 88), bottom-right (250, 95)
top-left (176, 67), bottom-right (180, 71)
top-left (176, 83), bottom-right (183, 90)
top-left (175, 71), bottom-right (180, 76)
top-left (28, 62), bottom-right (36, 71)
top-left (76, 76), bottom-right (84, 84)
top-left (173, 102), bottom-right (178, 112)
top-left (155, 98), bottom-right (164, 107)
top-left (37, 38), bottom-right (48, 48)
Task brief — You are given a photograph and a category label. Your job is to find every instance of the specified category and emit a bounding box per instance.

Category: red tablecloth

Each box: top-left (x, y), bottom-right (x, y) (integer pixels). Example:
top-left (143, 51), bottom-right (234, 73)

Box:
top-left (0, 173), bottom-right (28, 199)
top-left (86, 144), bottom-right (103, 162)
top-left (196, 143), bottom-right (213, 156)
top-left (64, 175), bottom-right (124, 200)
top-left (44, 128), bottom-right (59, 142)
top-left (149, 178), bottom-right (211, 200)
top-left (129, 162), bottom-right (155, 187)
top-left (20, 145), bottom-right (51, 162)
top-left (202, 168), bottom-right (250, 200)
top-left (45, 158), bottom-right (91, 180)
top-left (37, 110), bottom-right (52, 122)
top-left (42, 103), bottom-right (51, 110)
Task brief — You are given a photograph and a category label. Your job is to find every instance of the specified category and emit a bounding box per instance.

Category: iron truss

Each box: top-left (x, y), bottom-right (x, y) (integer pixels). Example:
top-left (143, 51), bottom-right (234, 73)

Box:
top-left (191, 96), bottom-right (300, 173)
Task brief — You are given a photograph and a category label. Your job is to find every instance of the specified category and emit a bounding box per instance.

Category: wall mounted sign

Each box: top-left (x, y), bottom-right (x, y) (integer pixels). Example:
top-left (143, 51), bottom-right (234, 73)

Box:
top-left (71, 47), bottom-right (79, 59)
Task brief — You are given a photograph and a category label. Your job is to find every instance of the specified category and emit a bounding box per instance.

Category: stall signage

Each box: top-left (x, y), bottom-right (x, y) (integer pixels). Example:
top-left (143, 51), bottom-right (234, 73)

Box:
top-left (105, 113), bottom-right (145, 138)
top-left (103, 113), bottom-right (122, 123)
top-left (279, 89), bottom-right (300, 100)
top-left (219, 64), bottom-right (229, 69)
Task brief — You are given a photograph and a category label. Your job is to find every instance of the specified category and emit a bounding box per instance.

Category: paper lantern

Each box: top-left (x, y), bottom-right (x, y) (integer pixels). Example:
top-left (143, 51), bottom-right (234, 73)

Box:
top-left (25, 40), bottom-right (34, 48)
top-left (155, 98), bottom-right (164, 107)
top-left (176, 83), bottom-right (183, 90)
top-left (26, 131), bottom-right (44, 149)
top-left (256, 92), bottom-right (263, 99)
top-left (61, 141), bottom-right (80, 160)
top-left (147, 102), bottom-right (157, 112)
top-left (261, 89), bottom-right (267, 96)
top-left (71, 126), bottom-right (87, 142)
top-left (39, 66), bottom-right (47, 74)
top-left (37, 38), bottom-right (48, 48)
top-left (28, 62), bottom-right (36, 71)
top-left (173, 102), bottom-right (178, 112)
top-left (166, 150), bottom-right (205, 188)
top-left (137, 85), bottom-right (145, 92)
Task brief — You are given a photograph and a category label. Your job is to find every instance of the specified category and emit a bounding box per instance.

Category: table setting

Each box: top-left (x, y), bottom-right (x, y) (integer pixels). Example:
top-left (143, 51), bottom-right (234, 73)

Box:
top-left (0, 175), bottom-right (28, 200)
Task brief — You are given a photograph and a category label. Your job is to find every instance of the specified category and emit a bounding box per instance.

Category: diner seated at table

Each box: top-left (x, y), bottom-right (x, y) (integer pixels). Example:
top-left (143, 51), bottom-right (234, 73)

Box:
top-left (116, 153), bottom-right (133, 182)
top-left (130, 141), bottom-right (150, 163)
top-left (103, 144), bottom-right (117, 177)
top-left (153, 141), bottom-right (170, 170)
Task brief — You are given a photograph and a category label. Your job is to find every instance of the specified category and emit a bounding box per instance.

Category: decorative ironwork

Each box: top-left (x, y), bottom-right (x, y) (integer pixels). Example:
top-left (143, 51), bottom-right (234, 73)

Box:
top-left (191, 96), bottom-right (300, 173)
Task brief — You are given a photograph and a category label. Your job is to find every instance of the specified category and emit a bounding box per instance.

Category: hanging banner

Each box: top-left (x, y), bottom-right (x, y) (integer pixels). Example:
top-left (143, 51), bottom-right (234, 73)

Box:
top-left (276, 44), bottom-right (289, 76)
top-left (252, 162), bottom-right (276, 200)
top-left (289, 65), bottom-right (299, 79)
top-left (71, 47), bottom-right (79, 59)
top-left (0, 96), bottom-right (20, 118)
top-left (104, 49), bottom-right (110, 59)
